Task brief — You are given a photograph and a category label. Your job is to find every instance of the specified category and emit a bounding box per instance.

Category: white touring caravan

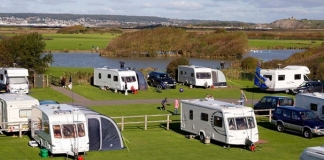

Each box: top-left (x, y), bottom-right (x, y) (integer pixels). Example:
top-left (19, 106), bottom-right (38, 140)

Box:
top-left (31, 104), bottom-right (90, 157)
top-left (93, 67), bottom-right (139, 91)
top-left (181, 99), bottom-right (259, 147)
top-left (300, 145), bottom-right (324, 160)
top-left (0, 93), bottom-right (39, 132)
top-left (254, 65), bottom-right (310, 93)
top-left (178, 65), bottom-right (213, 88)
top-left (0, 68), bottom-right (30, 94)
top-left (295, 92), bottom-right (324, 120)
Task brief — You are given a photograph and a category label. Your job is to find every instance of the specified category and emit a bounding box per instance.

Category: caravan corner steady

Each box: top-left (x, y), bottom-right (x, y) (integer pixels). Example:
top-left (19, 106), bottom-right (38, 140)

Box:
top-left (254, 65), bottom-right (310, 93)
top-left (0, 93), bottom-right (39, 132)
top-left (180, 99), bottom-right (259, 147)
top-left (93, 67), bottom-right (139, 91)
top-left (0, 68), bottom-right (30, 94)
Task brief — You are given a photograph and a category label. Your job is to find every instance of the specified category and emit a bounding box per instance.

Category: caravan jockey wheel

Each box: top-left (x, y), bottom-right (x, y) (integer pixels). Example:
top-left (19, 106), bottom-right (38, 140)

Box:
top-left (249, 145), bottom-right (256, 152)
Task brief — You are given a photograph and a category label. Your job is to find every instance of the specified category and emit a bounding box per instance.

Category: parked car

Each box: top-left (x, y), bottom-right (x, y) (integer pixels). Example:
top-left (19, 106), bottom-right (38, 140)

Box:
top-left (271, 106), bottom-right (324, 138)
top-left (293, 81), bottom-right (324, 93)
top-left (253, 96), bottom-right (294, 113)
top-left (39, 100), bottom-right (59, 105)
top-left (147, 71), bottom-right (176, 89)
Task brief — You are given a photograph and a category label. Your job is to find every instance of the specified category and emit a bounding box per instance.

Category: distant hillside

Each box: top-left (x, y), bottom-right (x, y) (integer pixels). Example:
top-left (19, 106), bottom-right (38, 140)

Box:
top-left (269, 18), bottom-right (324, 29)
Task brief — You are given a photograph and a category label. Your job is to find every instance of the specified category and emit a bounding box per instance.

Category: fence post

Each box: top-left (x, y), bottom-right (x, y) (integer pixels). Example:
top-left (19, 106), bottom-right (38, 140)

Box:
top-left (121, 116), bottom-right (124, 131)
top-left (167, 114), bottom-right (170, 130)
top-left (144, 115), bottom-right (147, 130)
top-left (269, 109), bottom-right (271, 122)
top-left (19, 123), bottom-right (22, 138)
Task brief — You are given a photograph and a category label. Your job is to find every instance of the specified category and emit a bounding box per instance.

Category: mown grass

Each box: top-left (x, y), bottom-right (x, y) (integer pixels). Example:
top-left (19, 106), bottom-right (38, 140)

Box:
top-left (1, 103), bottom-right (323, 160)
top-left (42, 33), bottom-right (120, 51)
top-left (249, 39), bottom-right (322, 49)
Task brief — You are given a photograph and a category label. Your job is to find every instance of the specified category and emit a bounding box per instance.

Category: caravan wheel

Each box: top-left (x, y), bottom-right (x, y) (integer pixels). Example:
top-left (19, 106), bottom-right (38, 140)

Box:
top-left (199, 133), bottom-right (205, 142)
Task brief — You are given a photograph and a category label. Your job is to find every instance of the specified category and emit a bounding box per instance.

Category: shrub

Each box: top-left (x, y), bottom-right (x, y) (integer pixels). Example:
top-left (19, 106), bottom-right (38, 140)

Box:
top-left (166, 57), bottom-right (190, 78)
top-left (240, 57), bottom-right (260, 70)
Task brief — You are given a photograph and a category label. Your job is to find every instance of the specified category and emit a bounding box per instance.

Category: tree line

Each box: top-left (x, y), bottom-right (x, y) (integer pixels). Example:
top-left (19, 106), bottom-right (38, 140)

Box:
top-left (0, 32), bottom-right (53, 74)
top-left (101, 27), bottom-right (249, 59)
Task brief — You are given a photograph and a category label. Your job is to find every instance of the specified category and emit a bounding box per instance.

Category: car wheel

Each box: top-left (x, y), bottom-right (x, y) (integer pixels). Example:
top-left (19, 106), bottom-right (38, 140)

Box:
top-left (199, 132), bottom-right (205, 142)
top-left (276, 123), bottom-right (284, 132)
top-left (173, 86), bottom-right (176, 89)
top-left (303, 129), bottom-right (313, 139)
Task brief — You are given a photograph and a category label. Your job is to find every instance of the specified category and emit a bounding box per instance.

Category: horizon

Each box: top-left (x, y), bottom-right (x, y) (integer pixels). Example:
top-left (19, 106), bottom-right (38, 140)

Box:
top-left (1, 0), bottom-right (324, 23)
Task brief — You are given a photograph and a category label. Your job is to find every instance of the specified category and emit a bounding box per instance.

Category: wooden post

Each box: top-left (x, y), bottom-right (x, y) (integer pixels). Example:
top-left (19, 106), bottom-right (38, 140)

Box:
top-left (144, 115), bottom-right (147, 130)
top-left (19, 123), bottom-right (22, 138)
top-left (167, 114), bottom-right (170, 130)
top-left (121, 116), bottom-right (124, 131)
top-left (269, 109), bottom-right (271, 122)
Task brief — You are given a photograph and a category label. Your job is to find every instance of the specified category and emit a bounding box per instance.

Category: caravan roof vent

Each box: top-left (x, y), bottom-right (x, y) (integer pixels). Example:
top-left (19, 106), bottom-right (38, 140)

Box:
top-left (221, 105), bottom-right (236, 108)
top-left (53, 109), bottom-right (72, 114)
top-left (312, 92), bottom-right (322, 97)
top-left (52, 106), bottom-right (60, 110)
top-left (15, 97), bottom-right (24, 101)
top-left (199, 99), bottom-right (208, 101)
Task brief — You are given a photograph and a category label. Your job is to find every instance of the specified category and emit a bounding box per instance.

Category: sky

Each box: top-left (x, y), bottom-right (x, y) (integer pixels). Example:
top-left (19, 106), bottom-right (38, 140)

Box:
top-left (1, 0), bottom-right (323, 23)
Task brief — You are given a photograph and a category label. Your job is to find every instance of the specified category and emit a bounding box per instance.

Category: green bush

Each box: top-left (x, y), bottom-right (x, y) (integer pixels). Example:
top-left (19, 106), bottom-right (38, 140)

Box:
top-left (240, 57), bottom-right (260, 70)
top-left (166, 57), bottom-right (190, 78)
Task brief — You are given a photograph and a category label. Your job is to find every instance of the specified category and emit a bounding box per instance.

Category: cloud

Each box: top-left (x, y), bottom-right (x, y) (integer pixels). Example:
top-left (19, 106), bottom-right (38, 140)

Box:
top-left (161, 1), bottom-right (204, 11)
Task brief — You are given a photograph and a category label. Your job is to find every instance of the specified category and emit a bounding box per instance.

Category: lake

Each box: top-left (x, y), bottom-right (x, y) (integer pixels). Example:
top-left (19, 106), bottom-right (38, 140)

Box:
top-left (51, 49), bottom-right (303, 70)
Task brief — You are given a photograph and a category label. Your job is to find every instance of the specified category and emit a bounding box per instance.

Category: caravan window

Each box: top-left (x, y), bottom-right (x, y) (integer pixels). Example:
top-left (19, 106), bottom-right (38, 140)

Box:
top-left (322, 106), bottom-right (324, 115)
top-left (77, 123), bottom-right (85, 137)
top-left (113, 76), bottom-right (118, 82)
top-left (196, 72), bottom-right (211, 79)
top-left (53, 125), bottom-right (62, 138)
top-left (107, 74), bottom-right (111, 79)
top-left (214, 116), bottom-right (222, 128)
top-left (201, 113), bottom-right (208, 121)
top-left (310, 103), bottom-right (318, 111)
top-left (263, 75), bottom-right (272, 81)
top-left (236, 118), bottom-right (248, 130)
top-left (191, 73), bottom-right (194, 77)
top-left (44, 122), bottom-right (50, 134)
top-left (189, 110), bottom-right (193, 120)
top-left (180, 71), bottom-right (183, 75)
top-left (98, 73), bottom-right (101, 79)
top-left (62, 124), bottom-right (76, 138)
top-left (122, 76), bottom-right (136, 82)
top-left (0, 74), bottom-right (3, 81)
top-left (247, 117), bottom-right (255, 129)
top-left (278, 75), bottom-right (285, 81)
top-left (19, 109), bottom-right (31, 118)
top-left (8, 77), bottom-right (28, 84)
top-left (294, 74), bottom-right (301, 80)
top-left (228, 118), bottom-right (236, 130)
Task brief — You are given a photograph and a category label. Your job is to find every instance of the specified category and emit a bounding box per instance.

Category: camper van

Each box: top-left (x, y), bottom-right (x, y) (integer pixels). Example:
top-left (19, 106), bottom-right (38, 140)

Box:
top-left (178, 65), bottom-right (213, 88)
top-left (93, 68), bottom-right (139, 91)
top-left (0, 68), bottom-right (29, 94)
top-left (295, 92), bottom-right (324, 120)
top-left (300, 145), bottom-right (324, 160)
top-left (180, 99), bottom-right (259, 146)
top-left (31, 104), bottom-right (89, 157)
top-left (254, 65), bottom-right (310, 93)
top-left (0, 93), bottom-right (39, 132)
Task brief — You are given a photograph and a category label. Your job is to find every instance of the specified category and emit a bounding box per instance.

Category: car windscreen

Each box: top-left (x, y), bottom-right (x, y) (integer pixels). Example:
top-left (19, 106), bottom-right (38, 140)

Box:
top-left (300, 111), bottom-right (317, 120)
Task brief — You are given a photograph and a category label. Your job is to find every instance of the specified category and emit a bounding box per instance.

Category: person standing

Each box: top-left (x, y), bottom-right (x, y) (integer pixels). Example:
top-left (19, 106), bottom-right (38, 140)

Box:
top-left (161, 98), bottom-right (168, 111)
top-left (174, 99), bottom-right (179, 115)
top-left (240, 89), bottom-right (247, 105)
top-left (124, 82), bottom-right (128, 95)
top-left (120, 60), bottom-right (125, 69)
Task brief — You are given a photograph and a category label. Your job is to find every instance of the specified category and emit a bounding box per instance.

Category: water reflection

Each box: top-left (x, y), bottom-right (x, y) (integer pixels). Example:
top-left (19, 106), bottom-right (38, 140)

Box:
top-left (51, 49), bottom-right (303, 70)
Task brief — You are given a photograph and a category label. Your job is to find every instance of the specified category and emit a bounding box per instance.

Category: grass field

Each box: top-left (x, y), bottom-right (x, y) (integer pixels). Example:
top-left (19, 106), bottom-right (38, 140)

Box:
top-left (249, 39), bottom-right (322, 49)
top-left (1, 103), bottom-right (324, 160)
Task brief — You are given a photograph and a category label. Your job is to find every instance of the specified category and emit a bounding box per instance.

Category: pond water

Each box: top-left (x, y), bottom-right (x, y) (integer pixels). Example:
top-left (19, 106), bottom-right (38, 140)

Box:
top-left (51, 49), bottom-right (303, 70)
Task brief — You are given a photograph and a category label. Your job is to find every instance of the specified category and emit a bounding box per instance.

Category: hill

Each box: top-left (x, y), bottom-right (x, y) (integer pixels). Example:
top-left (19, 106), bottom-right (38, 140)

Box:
top-left (269, 17), bottom-right (324, 29)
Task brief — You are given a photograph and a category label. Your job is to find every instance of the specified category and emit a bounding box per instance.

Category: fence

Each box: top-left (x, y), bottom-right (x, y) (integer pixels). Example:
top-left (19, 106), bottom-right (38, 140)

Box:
top-left (0, 121), bottom-right (30, 138)
top-left (111, 114), bottom-right (172, 131)
top-left (255, 109), bottom-right (275, 122)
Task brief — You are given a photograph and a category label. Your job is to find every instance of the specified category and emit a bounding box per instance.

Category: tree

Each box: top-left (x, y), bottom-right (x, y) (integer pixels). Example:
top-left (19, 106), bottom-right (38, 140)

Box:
top-left (0, 32), bottom-right (53, 73)
top-left (166, 57), bottom-right (190, 78)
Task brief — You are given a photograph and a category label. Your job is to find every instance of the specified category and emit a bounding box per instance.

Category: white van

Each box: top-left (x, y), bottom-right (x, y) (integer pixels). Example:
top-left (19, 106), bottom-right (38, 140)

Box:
top-left (0, 68), bottom-right (29, 94)
top-left (295, 92), bottom-right (324, 120)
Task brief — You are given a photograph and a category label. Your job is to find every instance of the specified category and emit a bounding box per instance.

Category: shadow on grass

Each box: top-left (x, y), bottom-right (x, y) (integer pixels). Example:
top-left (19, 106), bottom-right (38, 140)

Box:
top-left (243, 87), bottom-right (287, 95)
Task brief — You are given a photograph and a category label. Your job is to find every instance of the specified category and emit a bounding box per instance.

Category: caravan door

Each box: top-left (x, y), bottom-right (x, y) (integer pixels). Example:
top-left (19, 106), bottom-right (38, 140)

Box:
top-left (210, 111), bottom-right (226, 142)
top-left (211, 71), bottom-right (218, 86)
